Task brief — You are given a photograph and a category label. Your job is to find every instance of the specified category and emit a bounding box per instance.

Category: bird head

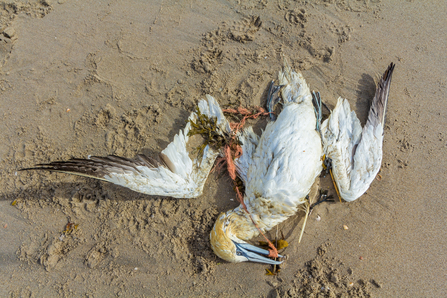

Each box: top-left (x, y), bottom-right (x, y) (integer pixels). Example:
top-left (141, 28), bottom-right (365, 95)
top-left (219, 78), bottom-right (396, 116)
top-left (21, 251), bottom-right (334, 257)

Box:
top-left (210, 211), bottom-right (282, 264)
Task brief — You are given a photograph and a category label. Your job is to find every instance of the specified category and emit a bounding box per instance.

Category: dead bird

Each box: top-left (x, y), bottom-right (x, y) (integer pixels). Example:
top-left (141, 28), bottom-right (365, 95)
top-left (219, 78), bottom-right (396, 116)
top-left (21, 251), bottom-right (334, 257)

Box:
top-left (210, 60), bottom-right (323, 264)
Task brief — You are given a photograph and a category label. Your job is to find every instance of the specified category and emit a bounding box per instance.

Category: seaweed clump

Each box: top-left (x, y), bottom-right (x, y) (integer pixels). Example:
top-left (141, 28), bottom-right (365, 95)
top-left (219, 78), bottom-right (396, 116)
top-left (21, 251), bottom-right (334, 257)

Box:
top-left (187, 106), bottom-right (233, 156)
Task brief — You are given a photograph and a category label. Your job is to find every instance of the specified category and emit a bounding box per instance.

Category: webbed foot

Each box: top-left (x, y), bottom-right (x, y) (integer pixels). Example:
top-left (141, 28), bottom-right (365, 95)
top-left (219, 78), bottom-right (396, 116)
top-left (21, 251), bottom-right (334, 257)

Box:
top-left (266, 80), bottom-right (283, 121)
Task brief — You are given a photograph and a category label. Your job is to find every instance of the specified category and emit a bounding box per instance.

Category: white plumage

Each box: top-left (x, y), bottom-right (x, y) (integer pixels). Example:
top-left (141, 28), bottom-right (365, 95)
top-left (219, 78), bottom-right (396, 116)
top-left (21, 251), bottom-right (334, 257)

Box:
top-left (25, 61), bottom-right (395, 265)
top-left (210, 61), bottom-right (323, 264)
top-left (239, 102), bottom-right (322, 235)
top-left (25, 95), bottom-right (231, 199)
top-left (320, 63), bottom-right (395, 202)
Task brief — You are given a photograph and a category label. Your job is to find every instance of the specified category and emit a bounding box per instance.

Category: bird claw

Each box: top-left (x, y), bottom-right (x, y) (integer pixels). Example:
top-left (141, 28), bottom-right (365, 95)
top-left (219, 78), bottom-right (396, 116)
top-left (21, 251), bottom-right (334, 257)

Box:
top-left (323, 156), bottom-right (332, 173)
top-left (309, 191), bottom-right (335, 214)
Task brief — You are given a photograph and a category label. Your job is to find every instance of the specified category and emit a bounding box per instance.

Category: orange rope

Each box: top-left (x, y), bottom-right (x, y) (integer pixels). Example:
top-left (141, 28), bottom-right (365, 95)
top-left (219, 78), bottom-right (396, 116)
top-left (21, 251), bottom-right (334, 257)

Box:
top-left (220, 106), bottom-right (279, 258)
top-left (235, 183), bottom-right (279, 258)
top-left (223, 106), bottom-right (271, 133)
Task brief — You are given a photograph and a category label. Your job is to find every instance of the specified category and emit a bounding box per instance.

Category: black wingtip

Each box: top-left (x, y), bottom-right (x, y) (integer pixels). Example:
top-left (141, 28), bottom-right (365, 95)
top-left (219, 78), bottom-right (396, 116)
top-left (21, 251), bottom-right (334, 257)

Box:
top-left (383, 62), bottom-right (395, 82)
top-left (19, 154), bottom-right (165, 180)
top-left (366, 62), bottom-right (395, 128)
top-left (19, 157), bottom-right (109, 180)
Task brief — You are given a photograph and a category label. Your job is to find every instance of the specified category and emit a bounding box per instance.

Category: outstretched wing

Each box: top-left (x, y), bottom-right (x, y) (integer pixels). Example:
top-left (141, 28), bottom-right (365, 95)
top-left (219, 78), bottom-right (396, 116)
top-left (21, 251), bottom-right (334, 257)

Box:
top-left (23, 95), bottom-right (230, 199)
top-left (321, 63), bottom-right (395, 202)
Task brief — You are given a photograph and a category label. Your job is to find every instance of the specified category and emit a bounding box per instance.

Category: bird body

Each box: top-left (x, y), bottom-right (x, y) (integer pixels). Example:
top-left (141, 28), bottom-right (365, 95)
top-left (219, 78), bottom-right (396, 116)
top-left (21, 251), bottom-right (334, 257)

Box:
top-left (240, 103), bottom-right (322, 239)
top-left (210, 62), bottom-right (323, 263)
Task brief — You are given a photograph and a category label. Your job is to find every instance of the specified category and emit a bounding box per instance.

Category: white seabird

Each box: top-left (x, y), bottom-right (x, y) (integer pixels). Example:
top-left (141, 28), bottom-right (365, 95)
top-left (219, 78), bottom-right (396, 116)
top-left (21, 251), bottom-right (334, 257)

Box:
top-left (320, 63), bottom-right (395, 202)
top-left (210, 61), bottom-right (323, 264)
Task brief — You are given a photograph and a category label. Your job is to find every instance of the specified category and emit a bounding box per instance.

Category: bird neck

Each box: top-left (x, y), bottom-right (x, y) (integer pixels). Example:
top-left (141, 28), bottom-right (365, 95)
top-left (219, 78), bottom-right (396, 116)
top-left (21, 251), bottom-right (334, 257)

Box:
top-left (239, 194), bottom-right (302, 236)
top-left (228, 207), bottom-right (263, 241)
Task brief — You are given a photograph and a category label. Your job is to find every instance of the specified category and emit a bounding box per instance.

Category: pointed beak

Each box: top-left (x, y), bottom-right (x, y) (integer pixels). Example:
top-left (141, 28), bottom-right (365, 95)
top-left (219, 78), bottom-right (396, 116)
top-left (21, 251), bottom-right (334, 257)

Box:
top-left (234, 241), bottom-right (283, 265)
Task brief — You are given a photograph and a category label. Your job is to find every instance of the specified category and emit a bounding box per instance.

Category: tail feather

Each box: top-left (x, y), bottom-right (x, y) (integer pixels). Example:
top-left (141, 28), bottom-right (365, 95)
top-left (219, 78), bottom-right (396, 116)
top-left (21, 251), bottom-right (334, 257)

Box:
top-left (366, 62), bottom-right (395, 128)
top-left (278, 58), bottom-right (312, 104)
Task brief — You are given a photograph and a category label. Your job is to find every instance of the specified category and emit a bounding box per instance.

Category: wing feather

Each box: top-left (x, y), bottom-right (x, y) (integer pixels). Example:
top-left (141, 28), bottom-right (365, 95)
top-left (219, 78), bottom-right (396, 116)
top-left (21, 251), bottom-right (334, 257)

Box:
top-left (366, 62), bottom-right (395, 128)
top-left (23, 96), bottom-right (229, 199)
top-left (321, 97), bottom-right (362, 194)
top-left (321, 63), bottom-right (395, 202)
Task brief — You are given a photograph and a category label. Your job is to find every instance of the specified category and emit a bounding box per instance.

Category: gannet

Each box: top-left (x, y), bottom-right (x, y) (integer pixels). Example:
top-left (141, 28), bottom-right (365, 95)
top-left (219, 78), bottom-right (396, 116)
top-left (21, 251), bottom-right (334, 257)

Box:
top-left (23, 95), bottom-right (231, 199)
top-left (320, 63), bottom-right (395, 202)
top-left (210, 61), bottom-right (323, 264)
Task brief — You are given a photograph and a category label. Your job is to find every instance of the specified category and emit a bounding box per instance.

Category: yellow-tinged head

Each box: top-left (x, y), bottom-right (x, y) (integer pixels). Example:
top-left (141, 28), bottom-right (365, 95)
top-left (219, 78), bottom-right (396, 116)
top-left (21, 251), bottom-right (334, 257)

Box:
top-left (210, 211), bottom-right (283, 264)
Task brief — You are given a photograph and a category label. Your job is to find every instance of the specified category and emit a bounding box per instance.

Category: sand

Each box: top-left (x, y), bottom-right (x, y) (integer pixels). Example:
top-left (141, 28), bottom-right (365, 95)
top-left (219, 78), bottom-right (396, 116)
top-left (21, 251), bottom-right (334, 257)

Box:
top-left (0, 0), bottom-right (446, 297)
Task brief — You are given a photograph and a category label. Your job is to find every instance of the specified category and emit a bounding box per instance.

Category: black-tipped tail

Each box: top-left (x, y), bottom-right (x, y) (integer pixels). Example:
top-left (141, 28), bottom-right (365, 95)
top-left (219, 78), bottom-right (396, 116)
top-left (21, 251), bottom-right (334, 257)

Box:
top-left (366, 62), bottom-right (395, 128)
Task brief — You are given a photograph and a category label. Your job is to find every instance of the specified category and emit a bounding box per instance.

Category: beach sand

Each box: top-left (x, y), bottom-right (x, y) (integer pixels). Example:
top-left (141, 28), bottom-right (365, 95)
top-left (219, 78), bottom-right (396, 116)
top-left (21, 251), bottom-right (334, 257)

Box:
top-left (0, 0), bottom-right (446, 297)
